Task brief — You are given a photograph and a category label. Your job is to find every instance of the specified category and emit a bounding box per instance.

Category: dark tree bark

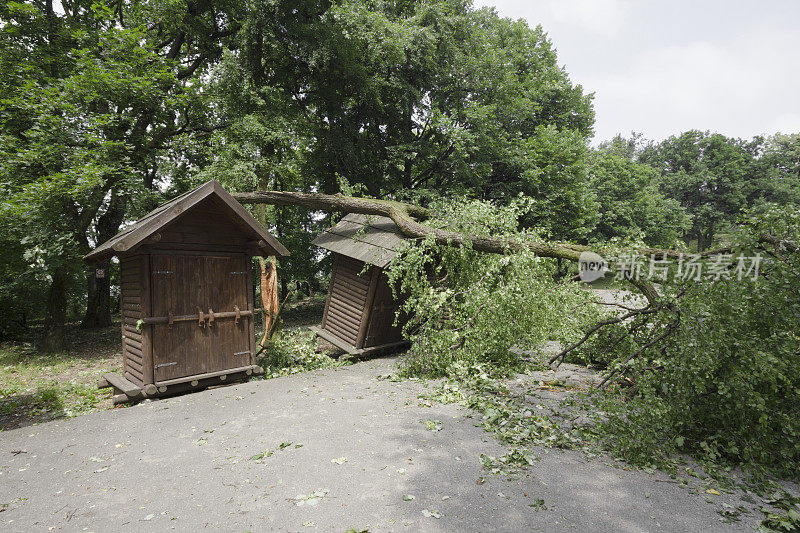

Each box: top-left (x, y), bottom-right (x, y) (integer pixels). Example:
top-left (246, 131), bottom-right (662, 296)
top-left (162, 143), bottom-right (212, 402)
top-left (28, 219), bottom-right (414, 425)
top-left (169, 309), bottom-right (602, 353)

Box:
top-left (82, 259), bottom-right (112, 328)
top-left (40, 268), bottom-right (68, 352)
top-left (82, 191), bottom-right (127, 328)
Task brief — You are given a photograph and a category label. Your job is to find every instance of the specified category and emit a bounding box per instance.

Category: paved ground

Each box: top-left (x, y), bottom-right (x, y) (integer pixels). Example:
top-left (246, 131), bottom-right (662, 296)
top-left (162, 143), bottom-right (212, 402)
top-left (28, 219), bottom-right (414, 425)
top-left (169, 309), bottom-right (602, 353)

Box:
top-left (0, 356), bottom-right (771, 532)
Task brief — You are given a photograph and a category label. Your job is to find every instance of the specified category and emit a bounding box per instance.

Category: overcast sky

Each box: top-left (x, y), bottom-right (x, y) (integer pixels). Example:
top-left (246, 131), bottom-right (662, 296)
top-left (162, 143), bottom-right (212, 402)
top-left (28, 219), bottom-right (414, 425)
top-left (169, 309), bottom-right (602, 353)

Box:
top-left (473, 0), bottom-right (800, 144)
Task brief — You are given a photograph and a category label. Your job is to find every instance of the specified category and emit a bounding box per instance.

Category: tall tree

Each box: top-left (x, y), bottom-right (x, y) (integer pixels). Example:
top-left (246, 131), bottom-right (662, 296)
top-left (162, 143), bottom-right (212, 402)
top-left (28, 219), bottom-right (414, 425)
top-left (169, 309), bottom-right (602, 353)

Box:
top-left (0, 0), bottom-right (240, 348)
top-left (642, 131), bottom-right (753, 251)
top-left (206, 0), bottom-right (595, 235)
top-left (589, 138), bottom-right (688, 247)
top-left (749, 133), bottom-right (800, 208)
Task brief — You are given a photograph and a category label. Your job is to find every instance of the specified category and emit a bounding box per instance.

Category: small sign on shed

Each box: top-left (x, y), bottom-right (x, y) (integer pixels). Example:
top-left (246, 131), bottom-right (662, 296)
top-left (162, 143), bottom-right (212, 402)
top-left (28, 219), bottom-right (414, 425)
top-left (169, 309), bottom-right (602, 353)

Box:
top-left (310, 213), bottom-right (410, 356)
top-left (85, 181), bottom-right (289, 404)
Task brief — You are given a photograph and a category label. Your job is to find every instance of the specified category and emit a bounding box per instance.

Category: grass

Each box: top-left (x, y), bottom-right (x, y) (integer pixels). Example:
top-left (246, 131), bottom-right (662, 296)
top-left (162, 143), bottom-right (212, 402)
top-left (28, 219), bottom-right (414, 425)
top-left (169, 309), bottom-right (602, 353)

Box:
top-left (1, 294), bottom-right (330, 431)
top-left (270, 293), bottom-right (327, 329)
top-left (0, 323), bottom-right (120, 430)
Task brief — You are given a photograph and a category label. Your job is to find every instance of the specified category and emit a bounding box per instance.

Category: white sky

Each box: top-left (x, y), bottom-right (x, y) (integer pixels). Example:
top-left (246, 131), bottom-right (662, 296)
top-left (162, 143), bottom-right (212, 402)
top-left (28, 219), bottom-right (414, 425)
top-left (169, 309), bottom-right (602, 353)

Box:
top-left (473, 0), bottom-right (800, 143)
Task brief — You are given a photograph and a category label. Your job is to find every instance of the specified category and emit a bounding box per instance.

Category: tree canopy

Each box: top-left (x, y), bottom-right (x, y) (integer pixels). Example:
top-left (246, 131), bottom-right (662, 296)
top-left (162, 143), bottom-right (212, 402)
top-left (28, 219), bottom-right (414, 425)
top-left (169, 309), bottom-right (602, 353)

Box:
top-left (2, 0), bottom-right (799, 351)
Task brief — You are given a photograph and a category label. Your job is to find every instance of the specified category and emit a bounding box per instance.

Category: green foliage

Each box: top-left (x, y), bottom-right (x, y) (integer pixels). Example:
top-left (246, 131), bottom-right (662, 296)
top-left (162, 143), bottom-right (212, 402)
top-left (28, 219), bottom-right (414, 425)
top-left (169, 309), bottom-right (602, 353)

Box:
top-left (397, 197), bottom-right (800, 482)
top-left (0, 0), bottom-right (342, 338)
top-left (759, 491), bottom-right (800, 532)
top-left (603, 131), bottom-right (800, 253)
top-left (256, 329), bottom-right (340, 377)
top-left (750, 133), bottom-right (800, 213)
top-left (643, 131), bottom-right (770, 250)
top-left (217, 0), bottom-right (595, 236)
top-left (591, 204), bottom-right (800, 478)
top-left (387, 198), bottom-right (595, 377)
top-left (0, 0), bottom-right (242, 342)
top-left (422, 361), bottom-right (583, 477)
top-left (589, 138), bottom-right (689, 247)
top-left (196, 0), bottom-right (599, 293)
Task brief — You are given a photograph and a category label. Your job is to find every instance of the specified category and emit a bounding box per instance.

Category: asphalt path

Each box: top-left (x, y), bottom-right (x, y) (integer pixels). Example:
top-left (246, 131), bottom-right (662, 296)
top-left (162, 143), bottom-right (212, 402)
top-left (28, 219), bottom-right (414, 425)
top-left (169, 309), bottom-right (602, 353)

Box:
top-left (0, 356), bottom-right (771, 532)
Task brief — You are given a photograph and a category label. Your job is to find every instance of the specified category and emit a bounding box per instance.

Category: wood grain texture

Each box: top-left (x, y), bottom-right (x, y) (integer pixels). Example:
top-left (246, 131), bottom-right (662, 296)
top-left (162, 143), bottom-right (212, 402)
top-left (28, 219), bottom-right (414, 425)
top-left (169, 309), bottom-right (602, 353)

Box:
top-left (119, 253), bottom-right (143, 386)
top-left (363, 271), bottom-right (405, 349)
top-left (321, 254), bottom-right (369, 346)
top-left (319, 253), bottom-right (407, 353)
top-left (149, 253), bottom-right (253, 385)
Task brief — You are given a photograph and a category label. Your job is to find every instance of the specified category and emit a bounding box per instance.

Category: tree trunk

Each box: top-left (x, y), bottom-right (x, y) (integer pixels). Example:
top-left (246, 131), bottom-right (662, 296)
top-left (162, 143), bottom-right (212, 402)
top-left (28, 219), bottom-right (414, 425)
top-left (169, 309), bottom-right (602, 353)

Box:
top-left (82, 191), bottom-right (127, 328)
top-left (233, 190), bottom-right (601, 259)
top-left (233, 190), bottom-right (770, 305)
top-left (81, 259), bottom-right (112, 328)
top-left (40, 268), bottom-right (68, 352)
top-left (705, 222), bottom-right (715, 252)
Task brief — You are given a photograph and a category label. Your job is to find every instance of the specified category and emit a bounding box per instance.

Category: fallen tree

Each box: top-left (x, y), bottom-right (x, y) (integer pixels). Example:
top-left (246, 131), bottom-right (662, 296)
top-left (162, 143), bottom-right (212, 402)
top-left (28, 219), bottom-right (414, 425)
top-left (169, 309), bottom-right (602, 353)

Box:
top-left (234, 190), bottom-right (773, 261)
top-left (234, 191), bottom-right (666, 302)
top-left (234, 190), bottom-right (584, 259)
top-left (236, 190), bottom-right (800, 478)
top-left (233, 190), bottom-right (797, 376)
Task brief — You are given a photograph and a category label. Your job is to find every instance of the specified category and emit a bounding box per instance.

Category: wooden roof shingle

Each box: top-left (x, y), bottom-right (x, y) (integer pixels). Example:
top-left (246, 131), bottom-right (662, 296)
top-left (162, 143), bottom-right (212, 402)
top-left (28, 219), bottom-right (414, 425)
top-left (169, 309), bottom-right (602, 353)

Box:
top-left (312, 213), bottom-right (407, 268)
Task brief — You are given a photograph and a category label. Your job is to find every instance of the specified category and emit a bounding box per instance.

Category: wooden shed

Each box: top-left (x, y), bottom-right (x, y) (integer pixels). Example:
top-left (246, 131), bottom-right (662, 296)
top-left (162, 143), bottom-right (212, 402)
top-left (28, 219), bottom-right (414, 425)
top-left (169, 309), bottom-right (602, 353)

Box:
top-left (310, 213), bottom-right (409, 357)
top-left (85, 181), bottom-right (289, 404)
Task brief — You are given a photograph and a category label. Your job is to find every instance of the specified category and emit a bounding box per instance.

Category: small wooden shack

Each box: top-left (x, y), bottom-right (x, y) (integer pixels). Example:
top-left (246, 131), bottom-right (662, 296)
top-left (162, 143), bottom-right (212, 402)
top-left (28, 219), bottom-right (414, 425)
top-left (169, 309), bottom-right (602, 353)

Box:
top-left (85, 180), bottom-right (289, 404)
top-left (311, 213), bottom-right (409, 356)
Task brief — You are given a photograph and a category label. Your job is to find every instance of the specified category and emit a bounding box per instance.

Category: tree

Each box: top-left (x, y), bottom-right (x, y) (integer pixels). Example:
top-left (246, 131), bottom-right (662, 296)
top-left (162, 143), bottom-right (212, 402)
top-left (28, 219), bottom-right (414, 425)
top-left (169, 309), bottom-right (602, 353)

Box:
top-left (589, 138), bottom-right (688, 247)
top-left (0, 1), bottom-right (240, 348)
top-left (208, 0), bottom-right (595, 235)
top-left (192, 0), bottom-right (597, 294)
top-left (748, 133), bottom-right (800, 209)
top-left (641, 131), bottom-right (752, 251)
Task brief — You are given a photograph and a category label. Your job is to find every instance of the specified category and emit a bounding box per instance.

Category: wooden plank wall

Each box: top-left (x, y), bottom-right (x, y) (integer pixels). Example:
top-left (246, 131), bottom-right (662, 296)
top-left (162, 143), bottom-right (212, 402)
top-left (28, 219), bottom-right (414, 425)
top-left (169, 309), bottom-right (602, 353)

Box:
top-left (322, 254), bottom-right (371, 347)
top-left (158, 199), bottom-right (250, 248)
top-left (119, 254), bottom-right (145, 386)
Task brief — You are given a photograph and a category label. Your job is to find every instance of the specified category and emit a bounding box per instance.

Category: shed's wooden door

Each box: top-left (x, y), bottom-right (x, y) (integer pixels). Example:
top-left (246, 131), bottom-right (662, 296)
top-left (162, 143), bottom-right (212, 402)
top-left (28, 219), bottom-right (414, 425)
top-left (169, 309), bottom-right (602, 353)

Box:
top-left (203, 255), bottom-right (252, 374)
top-left (151, 254), bottom-right (252, 383)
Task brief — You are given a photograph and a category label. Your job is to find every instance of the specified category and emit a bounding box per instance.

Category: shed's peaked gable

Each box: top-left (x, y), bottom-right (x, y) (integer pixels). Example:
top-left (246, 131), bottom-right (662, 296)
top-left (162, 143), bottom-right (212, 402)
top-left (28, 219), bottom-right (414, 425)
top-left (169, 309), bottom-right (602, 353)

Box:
top-left (85, 181), bottom-right (289, 262)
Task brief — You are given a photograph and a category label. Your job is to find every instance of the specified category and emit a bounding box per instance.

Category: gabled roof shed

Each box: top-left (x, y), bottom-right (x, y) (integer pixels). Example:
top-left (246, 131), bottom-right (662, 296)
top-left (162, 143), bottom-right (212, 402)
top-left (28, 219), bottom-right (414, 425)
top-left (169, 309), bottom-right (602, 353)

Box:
top-left (86, 181), bottom-right (288, 403)
top-left (311, 213), bottom-right (409, 356)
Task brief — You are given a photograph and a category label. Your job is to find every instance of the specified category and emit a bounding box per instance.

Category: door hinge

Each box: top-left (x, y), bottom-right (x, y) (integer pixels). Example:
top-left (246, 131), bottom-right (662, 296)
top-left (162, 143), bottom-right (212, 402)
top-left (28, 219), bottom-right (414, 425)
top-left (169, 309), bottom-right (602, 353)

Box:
top-left (233, 351), bottom-right (251, 356)
top-left (156, 362), bottom-right (178, 369)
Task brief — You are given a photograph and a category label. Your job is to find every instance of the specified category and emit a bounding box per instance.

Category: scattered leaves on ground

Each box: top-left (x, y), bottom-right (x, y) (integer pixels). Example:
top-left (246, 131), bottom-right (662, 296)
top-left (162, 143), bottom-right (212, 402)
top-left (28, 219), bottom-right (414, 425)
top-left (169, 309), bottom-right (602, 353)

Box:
top-left (422, 419), bottom-right (443, 431)
top-left (529, 498), bottom-right (547, 511)
top-left (292, 490), bottom-right (329, 507)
